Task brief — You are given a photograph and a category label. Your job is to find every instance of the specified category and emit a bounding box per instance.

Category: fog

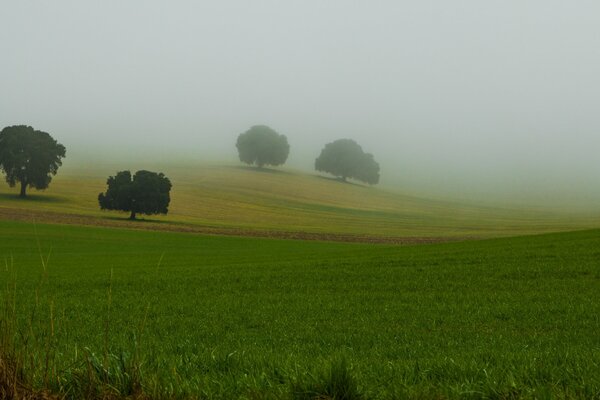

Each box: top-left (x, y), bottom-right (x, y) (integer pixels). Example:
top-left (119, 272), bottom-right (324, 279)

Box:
top-left (1, 1), bottom-right (599, 208)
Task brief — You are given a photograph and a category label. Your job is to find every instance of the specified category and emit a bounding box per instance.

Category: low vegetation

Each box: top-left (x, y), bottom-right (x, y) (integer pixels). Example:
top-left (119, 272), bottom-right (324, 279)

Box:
top-left (0, 220), bottom-right (599, 398)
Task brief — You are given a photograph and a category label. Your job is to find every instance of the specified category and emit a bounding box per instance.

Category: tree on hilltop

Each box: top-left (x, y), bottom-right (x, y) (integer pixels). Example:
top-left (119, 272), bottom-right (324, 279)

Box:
top-left (236, 125), bottom-right (289, 168)
top-left (315, 139), bottom-right (380, 185)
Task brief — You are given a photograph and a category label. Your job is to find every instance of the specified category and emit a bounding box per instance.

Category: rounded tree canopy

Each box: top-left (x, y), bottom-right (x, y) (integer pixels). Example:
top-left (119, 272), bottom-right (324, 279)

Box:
top-left (0, 125), bottom-right (66, 197)
top-left (315, 139), bottom-right (380, 185)
top-left (98, 170), bottom-right (172, 220)
top-left (236, 125), bottom-right (289, 168)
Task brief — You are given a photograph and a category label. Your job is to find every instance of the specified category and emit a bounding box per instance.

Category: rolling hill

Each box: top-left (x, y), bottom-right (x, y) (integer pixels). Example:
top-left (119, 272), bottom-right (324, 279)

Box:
top-left (0, 162), bottom-right (597, 241)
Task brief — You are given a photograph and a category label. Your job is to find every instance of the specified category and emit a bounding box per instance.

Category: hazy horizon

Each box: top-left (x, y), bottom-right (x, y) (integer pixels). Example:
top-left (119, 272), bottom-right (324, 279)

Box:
top-left (2, 1), bottom-right (599, 208)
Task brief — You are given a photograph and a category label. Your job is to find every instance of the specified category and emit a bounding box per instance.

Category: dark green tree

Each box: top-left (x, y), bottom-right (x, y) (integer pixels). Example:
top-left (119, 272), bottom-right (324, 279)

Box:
top-left (236, 125), bottom-right (289, 168)
top-left (315, 139), bottom-right (380, 185)
top-left (98, 170), bottom-right (172, 220)
top-left (0, 125), bottom-right (66, 197)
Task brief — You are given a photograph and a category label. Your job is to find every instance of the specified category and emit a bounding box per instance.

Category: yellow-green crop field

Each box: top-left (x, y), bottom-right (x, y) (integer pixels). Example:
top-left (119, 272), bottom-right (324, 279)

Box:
top-left (0, 163), bottom-right (597, 240)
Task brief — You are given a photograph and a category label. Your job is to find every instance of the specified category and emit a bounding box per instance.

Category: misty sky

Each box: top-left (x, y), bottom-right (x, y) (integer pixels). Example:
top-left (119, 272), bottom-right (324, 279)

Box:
top-left (1, 1), bottom-right (599, 206)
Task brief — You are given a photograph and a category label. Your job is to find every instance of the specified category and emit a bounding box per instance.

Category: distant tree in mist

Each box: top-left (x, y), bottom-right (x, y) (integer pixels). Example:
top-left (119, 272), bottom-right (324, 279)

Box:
top-left (0, 125), bottom-right (66, 197)
top-left (236, 125), bottom-right (290, 168)
top-left (98, 170), bottom-right (172, 220)
top-left (315, 139), bottom-right (380, 185)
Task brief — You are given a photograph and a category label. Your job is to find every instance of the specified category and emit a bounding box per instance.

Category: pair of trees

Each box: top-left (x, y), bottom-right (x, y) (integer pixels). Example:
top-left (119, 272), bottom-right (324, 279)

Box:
top-left (0, 125), bottom-right (171, 220)
top-left (236, 126), bottom-right (380, 185)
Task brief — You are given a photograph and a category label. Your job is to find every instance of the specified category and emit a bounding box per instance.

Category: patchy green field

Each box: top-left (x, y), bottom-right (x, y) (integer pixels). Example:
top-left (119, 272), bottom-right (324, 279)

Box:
top-left (1, 220), bottom-right (599, 398)
top-left (0, 163), bottom-right (598, 240)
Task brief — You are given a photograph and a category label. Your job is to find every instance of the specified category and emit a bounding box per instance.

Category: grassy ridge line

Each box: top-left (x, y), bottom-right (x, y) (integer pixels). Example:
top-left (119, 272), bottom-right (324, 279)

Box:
top-left (1, 164), bottom-right (598, 239)
top-left (1, 220), bottom-right (599, 398)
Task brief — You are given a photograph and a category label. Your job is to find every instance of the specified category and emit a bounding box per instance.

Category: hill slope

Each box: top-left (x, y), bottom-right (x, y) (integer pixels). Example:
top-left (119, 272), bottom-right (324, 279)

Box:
top-left (0, 163), bottom-right (598, 240)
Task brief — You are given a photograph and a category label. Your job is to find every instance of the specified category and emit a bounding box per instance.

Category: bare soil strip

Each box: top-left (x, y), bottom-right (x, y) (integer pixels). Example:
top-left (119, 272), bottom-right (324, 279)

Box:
top-left (0, 206), bottom-right (455, 245)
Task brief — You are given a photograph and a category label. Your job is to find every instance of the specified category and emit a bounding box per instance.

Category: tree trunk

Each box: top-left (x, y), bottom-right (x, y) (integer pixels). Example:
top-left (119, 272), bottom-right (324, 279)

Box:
top-left (129, 210), bottom-right (136, 220)
top-left (19, 182), bottom-right (27, 198)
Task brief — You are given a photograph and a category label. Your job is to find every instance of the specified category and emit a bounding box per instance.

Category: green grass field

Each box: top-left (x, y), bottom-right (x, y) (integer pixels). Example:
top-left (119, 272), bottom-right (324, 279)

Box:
top-left (1, 163), bottom-right (598, 240)
top-left (1, 219), bottom-right (599, 398)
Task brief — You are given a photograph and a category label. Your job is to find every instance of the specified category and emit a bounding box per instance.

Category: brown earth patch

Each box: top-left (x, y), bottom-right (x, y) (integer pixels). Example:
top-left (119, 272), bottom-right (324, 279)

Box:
top-left (0, 206), bottom-right (457, 245)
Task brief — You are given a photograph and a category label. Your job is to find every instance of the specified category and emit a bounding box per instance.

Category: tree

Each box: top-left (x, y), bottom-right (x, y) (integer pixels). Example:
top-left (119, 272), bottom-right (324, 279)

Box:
top-left (0, 125), bottom-right (66, 197)
top-left (236, 125), bottom-right (289, 168)
top-left (98, 170), bottom-right (172, 220)
top-left (315, 139), bottom-right (380, 185)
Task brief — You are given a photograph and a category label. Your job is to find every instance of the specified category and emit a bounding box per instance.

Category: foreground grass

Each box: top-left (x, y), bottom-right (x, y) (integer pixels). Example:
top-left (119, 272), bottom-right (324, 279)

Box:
top-left (0, 220), bottom-right (599, 398)
top-left (1, 163), bottom-right (598, 239)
